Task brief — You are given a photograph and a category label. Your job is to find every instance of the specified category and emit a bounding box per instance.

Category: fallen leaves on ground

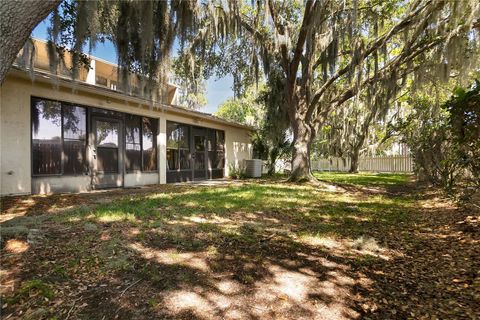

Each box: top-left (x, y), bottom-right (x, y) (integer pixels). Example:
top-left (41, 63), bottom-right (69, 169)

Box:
top-left (1, 179), bottom-right (479, 319)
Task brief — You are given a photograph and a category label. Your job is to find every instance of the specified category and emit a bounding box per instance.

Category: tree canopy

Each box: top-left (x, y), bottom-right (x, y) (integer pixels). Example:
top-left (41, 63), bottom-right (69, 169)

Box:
top-left (177, 0), bottom-right (478, 180)
top-left (1, 0), bottom-right (479, 182)
top-left (215, 84), bottom-right (265, 127)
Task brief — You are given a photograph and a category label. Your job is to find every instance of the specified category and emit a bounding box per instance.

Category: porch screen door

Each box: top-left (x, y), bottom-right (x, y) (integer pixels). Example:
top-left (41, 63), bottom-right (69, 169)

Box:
top-left (92, 118), bottom-right (123, 188)
top-left (192, 127), bottom-right (207, 180)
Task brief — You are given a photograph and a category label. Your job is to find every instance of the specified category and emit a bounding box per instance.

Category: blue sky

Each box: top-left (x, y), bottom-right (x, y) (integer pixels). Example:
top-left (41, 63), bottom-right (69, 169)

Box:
top-left (31, 19), bottom-right (233, 114)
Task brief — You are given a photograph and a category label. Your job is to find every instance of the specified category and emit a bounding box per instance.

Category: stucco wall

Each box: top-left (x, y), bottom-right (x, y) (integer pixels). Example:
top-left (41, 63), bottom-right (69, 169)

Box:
top-left (32, 176), bottom-right (92, 194)
top-left (124, 172), bottom-right (160, 188)
top-left (0, 79), bottom-right (32, 195)
top-left (0, 73), bottom-right (252, 195)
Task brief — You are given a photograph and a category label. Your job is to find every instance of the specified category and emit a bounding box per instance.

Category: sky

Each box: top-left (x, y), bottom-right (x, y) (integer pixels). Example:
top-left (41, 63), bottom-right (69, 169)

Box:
top-left (31, 19), bottom-right (233, 114)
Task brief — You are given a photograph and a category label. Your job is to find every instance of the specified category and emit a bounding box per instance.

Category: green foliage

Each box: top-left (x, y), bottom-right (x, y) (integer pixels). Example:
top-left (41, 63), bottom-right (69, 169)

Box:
top-left (312, 90), bottom-right (405, 170)
top-left (215, 84), bottom-right (265, 127)
top-left (397, 95), bottom-right (459, 190)
top-left (228, 162), bottom-right (247, 180)
top-left (203, 0), bottom-right (479, 179)
top-left (257, 67), bottom-right (292, 173)
top-left (444, 80), bottom-right (480, 187)
top-left (24, 0), bottom-right (480, 181)
top-left (216, 98), bottom-right (258, 126)
top-left (45, 0), bottom-right (208, 102)
top-left (172, 54), bottom-right (208, 109)
top-left (216, 75), bottom-right (292, 175)
top-left (396, 80), bottom-right (480, 192)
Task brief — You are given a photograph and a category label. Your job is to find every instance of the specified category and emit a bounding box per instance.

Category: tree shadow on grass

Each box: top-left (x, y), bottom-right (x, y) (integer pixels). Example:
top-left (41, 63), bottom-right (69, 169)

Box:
top-left (4, 181), bottom-right (461, 319)
top-left (1, 217), bottom-right (371, 319)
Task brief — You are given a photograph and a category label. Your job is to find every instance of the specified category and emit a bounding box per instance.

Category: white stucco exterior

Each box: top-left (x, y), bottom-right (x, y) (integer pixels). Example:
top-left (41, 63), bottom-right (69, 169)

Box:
top-left (0, 70), bottom-right (253, 195)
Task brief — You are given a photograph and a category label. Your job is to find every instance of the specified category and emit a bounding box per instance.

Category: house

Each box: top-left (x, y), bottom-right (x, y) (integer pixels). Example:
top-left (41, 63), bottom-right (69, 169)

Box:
top-left (0, 39), bottom-right (253, 195)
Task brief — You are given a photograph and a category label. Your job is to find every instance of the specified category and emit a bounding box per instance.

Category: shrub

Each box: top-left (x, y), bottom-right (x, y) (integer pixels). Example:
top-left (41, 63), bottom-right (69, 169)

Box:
top-left (398, 97), bottom-right (458, 190)
top-left (444, 81), bottom-right (480, 188)
top-left (397, 80), bottom-right (479, 194)
top-left (229, 162), bottom-right (247, 179)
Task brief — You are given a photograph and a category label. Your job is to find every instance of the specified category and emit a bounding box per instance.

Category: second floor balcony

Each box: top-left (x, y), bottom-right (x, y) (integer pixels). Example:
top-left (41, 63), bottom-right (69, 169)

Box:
top-left (15, 39), bottom-right (179, 105)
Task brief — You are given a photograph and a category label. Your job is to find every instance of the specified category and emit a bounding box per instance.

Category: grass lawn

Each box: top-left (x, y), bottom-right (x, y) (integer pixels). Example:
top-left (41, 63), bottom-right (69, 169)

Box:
top-left (314, 171), bottom-right (412, 187)
top-left (1, 173), bottom-right (478, 319)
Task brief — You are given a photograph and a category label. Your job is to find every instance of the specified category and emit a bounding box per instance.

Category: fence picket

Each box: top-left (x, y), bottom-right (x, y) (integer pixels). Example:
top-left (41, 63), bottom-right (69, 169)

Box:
top-left (312, 155), bottom-right (413, 173)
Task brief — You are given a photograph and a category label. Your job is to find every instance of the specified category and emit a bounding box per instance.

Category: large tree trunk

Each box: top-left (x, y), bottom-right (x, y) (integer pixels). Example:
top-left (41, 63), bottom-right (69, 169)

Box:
top-left (289, 118), bottom-right (315, 182)
top-left (267, 148), bottom-right (279, 175)
top-left (349, 147), bottom-right (360, 173)
top-left (349, 133), bottom-right (366, 173)
top-left (0, 0), bottom-right (61, 84)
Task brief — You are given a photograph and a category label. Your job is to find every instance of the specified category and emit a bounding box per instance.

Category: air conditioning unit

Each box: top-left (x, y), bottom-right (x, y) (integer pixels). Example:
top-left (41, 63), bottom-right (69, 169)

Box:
top-left (244, 159), bottom-right (263, 178)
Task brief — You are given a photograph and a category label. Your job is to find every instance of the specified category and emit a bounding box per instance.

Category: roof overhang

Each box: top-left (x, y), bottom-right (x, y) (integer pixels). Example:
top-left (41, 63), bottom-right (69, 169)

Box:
top-left (6, 67), bottom-right (255, 131)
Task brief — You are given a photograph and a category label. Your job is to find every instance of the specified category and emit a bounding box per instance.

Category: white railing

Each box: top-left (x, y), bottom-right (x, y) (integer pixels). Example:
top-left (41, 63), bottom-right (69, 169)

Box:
top-left (311, 156), bottom-right (414, 173)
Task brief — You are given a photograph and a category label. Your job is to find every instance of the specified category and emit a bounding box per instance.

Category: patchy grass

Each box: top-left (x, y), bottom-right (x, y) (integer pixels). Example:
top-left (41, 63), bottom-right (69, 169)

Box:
top-left (7, 279), bottom-right (54, 305)
top-left (1, 175), bottom-right (478, 320)
top-left (314, 171), bottom-right (412, 187)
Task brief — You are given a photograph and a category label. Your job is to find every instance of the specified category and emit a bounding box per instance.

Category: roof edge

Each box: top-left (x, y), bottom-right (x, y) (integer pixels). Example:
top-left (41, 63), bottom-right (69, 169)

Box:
top-left (6, 67), bottom-right (256, 131)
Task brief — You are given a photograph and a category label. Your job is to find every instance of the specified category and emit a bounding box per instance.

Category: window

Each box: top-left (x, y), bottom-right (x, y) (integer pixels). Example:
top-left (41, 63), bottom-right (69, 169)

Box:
top-left (142, 117), bottom-right (158, 171)
top-left (91, 107), bottom-right (123, 118)
top-left (215, 130), bottom-right (225, 169)
top-left (207, 129), bottom-right (216, 152)
top-left (32, 98), bottom-right (87, 175)
top-left (207, 129), bottom-right (215, 170)
top-left (125, 115), bottom-right (157, 172)
top-left (166, 122), bottom-right (224, 173)
top-left (32, 99), bottom-right (62, 175)
top-left (166, 122), bottom-right (178, 170)
top-left (32, 97), bottom-right (159, 177)
top-left (194, 132), bottom-right (206, 170)
top-left (125, 115), bottom-right (141, 171)
top-left (96, 76), bottom-right (108, 86)
top-left (96, 121), bottom-right (119, 147)
top-left (63, 104), bottom-right (87, 174)
top-left (167, 122), bottom-right (190, 170)
top-left (167, 149), bottom-right (178, 170)
top-left (214, 151), bottom-right (225, 169)
top-left (179, 149), bottom-right (190, 169)
top-left (216, 131), bottom-right (225, 151)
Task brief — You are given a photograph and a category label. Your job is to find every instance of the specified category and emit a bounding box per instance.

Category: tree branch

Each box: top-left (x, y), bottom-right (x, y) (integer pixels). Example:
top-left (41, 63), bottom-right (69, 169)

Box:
top-left (332, 38), bottom-right (442, 107)
top-left (267, 0), bottom-right (289, 71)
top-left (307, 0), bottom-right (437, 115)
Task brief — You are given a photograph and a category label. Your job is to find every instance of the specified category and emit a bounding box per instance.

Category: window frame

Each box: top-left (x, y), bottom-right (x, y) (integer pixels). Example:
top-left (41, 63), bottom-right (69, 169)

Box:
top-left (124, 114), bottom-right (158, 173)
top-left (31, 97), bottom-right (88, 177)
top-left (213, 130), bottom-right (225, 171)
top-left (62, 103), bottom-right (88, 175)
top-left (31, 97), bottom-right (159, 177)
top-left (166, 122), bottom-right (191, 172)
top-left (124, 114), bottom-right (143, 173)
top-left (140, 117), bottom-right (158, 173)
top-left (166, 121), bottom-right (225, 174)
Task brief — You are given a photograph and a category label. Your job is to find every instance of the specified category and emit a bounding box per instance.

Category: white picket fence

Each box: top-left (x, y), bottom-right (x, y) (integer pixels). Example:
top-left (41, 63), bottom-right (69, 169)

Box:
top-left (312, 156), bottom-right (414, 173)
